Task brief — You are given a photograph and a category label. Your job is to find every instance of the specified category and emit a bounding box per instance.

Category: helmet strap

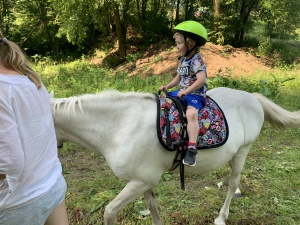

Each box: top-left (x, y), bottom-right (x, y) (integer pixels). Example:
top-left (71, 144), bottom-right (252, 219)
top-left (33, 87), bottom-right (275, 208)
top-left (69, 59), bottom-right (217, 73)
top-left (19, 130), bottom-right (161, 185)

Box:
top-left (184, 45), bottom-right (197, 58)
top-left (184, 36), bottom-right (198, 58)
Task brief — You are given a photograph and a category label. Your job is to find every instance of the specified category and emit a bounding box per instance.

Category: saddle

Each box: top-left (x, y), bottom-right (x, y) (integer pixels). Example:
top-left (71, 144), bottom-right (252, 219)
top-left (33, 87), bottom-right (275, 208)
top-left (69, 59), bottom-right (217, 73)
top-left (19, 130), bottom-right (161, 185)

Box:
top-left (155, 93), bottom-right (229, 190)
top-left (156, 94), bottom-right (229, 151)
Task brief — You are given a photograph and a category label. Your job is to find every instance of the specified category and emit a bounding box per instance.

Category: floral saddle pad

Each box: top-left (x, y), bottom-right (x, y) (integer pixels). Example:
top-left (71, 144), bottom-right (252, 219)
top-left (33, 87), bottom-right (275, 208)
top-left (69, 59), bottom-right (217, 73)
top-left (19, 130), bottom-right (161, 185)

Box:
top-left (156, 95), bottom-right (229, 151)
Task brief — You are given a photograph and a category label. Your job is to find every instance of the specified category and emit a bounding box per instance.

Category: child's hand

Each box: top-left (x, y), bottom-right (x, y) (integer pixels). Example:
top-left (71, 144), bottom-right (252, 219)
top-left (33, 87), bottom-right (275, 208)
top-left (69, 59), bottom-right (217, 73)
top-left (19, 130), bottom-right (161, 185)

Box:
top-left (158, 86), bottom-right (168, 96)
top-left (159, 86), bottom-right (167, 91)
top-left (177, 90), bottom-right (187, 98)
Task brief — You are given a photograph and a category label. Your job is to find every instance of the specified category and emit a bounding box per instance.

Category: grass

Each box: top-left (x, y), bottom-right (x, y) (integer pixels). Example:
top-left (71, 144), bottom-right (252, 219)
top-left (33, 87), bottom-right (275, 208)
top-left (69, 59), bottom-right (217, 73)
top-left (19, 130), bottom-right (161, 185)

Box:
top-left (37, 54), bottom-right (300, 225)
top-left (58, 127), bottom-right (300, 224)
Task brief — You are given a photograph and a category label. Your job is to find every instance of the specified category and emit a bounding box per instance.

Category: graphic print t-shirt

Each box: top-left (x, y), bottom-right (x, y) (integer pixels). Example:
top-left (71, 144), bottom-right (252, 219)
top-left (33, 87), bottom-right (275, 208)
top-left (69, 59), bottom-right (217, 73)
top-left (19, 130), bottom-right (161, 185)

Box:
top-left (177, 53), bottom-right (208, 98)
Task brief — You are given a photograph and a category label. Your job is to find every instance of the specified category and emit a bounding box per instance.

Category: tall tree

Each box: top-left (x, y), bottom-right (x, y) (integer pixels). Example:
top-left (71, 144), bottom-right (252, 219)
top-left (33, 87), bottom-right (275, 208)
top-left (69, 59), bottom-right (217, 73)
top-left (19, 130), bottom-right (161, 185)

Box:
top-left (112, 0), bottom-right (130, 60)
top-left (0, 0), bottom-right (14, 34)
top-left (232, 0), bottom-right (260, 47)
top-left (213, 0), bottom-right (221, 16)
top-left (2, 0), bottom-right (299, 58)
top-left (174, 0), bottom-right (180, 25)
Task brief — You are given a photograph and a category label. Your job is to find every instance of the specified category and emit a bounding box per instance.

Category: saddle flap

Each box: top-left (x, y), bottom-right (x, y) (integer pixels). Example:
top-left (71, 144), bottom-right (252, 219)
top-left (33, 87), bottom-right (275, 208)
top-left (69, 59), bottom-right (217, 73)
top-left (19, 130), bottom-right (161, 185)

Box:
top-left (156, 94), bottom-right (229, 151)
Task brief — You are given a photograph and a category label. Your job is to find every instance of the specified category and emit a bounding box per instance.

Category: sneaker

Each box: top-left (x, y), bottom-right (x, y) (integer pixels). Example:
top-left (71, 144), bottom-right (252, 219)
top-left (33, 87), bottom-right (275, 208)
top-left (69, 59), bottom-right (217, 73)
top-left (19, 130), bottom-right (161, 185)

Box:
top-left (183, 146), bottom-right (198, 166)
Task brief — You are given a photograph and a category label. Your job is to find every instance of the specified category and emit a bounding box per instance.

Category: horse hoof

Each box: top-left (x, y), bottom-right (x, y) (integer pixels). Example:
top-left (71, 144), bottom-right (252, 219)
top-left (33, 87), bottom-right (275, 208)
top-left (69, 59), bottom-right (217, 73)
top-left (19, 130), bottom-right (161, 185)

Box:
top-left (233, 192), bottom-right (242, 198)
top-left (214, 222), bottom-right (226, 225)
top-left (214, 218), bottom-right (226, 225)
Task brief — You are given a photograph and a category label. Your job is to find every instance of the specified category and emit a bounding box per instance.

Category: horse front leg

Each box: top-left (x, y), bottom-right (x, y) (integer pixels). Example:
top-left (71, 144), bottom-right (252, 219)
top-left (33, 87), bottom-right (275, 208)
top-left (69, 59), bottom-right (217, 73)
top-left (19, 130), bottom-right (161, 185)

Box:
top-left (144, 189), bottom-right (163, 225)
top-left (214, 146), bottom-right (249, 225)
top-left (103, 180), bottom-right (156, 225)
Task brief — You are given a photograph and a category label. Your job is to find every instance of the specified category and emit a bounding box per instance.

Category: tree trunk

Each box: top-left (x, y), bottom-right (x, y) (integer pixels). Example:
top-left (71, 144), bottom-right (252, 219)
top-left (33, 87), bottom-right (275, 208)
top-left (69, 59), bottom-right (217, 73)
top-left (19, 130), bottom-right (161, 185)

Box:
top-left (113, 2), bottom-right (126, 60)
top-left (233, 0), bottom-right (260, 47)
top-left (175, 0), bottom-right (180, 25)
top-left (214, 0), bottom-right (221, 17)
top-left (141, 0), bottom-right (147, 21)
top-left (1, 0), bottom-right (10, 34)
top-left (184, 0), bottom-right (189, 20)
top-left (212, 0), bottom-right (224, 44)
top-left (136, 0), bottom-right (141, 21)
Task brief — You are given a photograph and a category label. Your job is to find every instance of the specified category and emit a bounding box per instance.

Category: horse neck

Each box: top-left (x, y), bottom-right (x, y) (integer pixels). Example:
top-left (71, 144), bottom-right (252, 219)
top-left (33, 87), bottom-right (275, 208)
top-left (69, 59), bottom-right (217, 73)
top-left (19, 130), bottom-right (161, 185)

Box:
top-left (51, 96), bottom-right (130, 155)
top-left (52, 100), bottom-right (106, 152)
top-left (52, 92), bottom-right (156, 157)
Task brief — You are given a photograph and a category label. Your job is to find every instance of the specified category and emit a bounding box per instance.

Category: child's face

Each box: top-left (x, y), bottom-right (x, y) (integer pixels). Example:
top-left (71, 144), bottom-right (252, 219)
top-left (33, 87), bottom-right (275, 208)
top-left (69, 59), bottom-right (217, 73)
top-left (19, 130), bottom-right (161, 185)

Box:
top-left (174, 33), bottom-right (187, 57)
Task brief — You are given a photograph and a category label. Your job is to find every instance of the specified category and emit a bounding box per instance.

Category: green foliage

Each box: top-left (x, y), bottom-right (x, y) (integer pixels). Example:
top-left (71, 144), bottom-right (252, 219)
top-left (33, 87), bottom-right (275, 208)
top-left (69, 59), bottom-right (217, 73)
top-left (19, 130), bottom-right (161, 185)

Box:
top-left (126, 52), bottom-right (141, 63)
top-left (141, 11), bottom-right (173, 44)
top-left (258, 37), bottom-right (273, 56)
top-left (257, 37), bottom-right (300, 65)
top-left (258, 75), bottom-right (295, 99)
top-left (38, 57), bottom-right (300, 110)
top-left (38, 59), bottom-right (108, 97)
top-left (52, 0), bottom-right (101, 46)
top-left (239, 35), bottom-right (260, 48)
top-left (269, 40), bottom-right (300, 65)
top-left (90, 190), bottom-right (118, 213)
top-left (37, 59), bottom-right (173, 97)
top-left (101, 54), bottom-right (123, 68)
top-left (262, 0), bottom-right (300, 39)
top-left (208, 70), bottom-right (296, 100)
top-left (1, 0), bottom-right (299, 61)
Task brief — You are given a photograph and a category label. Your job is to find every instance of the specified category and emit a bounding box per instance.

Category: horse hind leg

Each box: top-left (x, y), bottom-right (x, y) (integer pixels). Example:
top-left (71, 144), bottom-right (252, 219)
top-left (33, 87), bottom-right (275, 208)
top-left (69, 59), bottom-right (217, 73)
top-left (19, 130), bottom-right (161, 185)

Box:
top-left (104, 180), bottom-right (155, 225)
top-left (214, 145), bottom-right (251, 225)
top-left (144, 189), bottom-right (163, 225)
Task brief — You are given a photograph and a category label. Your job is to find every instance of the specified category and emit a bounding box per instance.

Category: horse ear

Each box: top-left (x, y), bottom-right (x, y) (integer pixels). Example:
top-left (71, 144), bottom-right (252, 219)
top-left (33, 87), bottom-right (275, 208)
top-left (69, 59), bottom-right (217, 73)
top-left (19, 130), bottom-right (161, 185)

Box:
top-left (49, 90), bottom-right (54, 99)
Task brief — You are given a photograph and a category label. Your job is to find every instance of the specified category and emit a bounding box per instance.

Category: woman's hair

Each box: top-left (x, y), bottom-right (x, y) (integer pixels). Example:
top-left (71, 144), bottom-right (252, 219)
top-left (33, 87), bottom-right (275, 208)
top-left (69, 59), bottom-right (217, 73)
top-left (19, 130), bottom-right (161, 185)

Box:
top-left (0, 31), bottom-right (42, 88)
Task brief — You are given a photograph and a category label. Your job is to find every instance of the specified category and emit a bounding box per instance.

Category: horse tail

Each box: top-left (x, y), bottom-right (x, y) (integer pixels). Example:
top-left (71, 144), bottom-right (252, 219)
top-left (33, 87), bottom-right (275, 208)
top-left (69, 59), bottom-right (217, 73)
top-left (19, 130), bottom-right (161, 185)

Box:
top-left (252, 92), bottom-right (300, 129)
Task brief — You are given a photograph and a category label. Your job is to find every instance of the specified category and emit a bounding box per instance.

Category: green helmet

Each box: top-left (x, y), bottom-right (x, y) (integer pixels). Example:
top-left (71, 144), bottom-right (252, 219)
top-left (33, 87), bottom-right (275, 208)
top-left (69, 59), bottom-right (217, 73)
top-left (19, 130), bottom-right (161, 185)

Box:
top-left (173, 20), bottom-right (208, 46)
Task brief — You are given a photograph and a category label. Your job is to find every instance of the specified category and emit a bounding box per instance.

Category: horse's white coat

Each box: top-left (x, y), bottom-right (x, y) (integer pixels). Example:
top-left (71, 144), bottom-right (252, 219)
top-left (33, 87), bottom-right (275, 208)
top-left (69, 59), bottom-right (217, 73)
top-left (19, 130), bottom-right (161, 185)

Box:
top-left (51, 87), bottom-right (300, 225)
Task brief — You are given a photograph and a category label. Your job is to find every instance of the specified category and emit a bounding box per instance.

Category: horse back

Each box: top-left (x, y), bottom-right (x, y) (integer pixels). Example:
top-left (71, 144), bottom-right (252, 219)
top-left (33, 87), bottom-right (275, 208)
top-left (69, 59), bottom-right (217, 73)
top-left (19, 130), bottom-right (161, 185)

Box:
top-left (207, 87), bottom-right (264, 143)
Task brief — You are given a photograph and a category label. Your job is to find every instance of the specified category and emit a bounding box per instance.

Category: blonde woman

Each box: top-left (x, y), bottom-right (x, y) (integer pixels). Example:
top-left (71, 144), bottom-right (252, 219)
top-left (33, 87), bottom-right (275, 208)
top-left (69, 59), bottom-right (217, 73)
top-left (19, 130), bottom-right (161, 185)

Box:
top-left (0, 32), bottom-right (69, 225)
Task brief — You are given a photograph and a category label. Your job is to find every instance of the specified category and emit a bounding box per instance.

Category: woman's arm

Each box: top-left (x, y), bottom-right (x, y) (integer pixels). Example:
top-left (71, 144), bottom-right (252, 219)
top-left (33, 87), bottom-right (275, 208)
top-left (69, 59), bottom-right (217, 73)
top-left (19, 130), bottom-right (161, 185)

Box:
top-left (0, 96), bottom-right (25, 192)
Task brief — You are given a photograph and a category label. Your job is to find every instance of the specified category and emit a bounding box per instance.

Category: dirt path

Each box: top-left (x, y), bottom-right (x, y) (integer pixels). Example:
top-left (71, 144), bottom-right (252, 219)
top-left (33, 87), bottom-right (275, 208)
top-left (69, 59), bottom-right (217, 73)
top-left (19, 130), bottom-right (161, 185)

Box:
top-left (112, 43), bottom-right (272, 77)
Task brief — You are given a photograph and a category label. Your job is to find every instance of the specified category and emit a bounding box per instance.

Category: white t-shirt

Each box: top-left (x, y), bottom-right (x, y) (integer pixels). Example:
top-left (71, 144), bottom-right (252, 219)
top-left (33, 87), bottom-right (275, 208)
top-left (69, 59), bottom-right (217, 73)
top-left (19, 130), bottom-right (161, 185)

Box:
top-left (0, 74), bottom-right (62, 209)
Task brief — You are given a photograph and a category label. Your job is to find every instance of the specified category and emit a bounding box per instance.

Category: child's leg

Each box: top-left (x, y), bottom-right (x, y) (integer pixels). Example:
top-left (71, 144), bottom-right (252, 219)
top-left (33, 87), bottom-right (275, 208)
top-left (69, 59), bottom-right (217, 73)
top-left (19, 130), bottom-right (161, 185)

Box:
top-left (186, 106), bottom-right (199, 143)
top-left (183, 106), bottom-right (199, 166)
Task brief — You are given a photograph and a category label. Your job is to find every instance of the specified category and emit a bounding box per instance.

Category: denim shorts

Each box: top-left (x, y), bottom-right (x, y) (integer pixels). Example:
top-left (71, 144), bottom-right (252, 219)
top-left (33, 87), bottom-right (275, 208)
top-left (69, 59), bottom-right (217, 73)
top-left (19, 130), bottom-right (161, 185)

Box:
top-left (0, 175), bottom-right (67, 225)
top-left (168, 90), bottom-right (206, 110)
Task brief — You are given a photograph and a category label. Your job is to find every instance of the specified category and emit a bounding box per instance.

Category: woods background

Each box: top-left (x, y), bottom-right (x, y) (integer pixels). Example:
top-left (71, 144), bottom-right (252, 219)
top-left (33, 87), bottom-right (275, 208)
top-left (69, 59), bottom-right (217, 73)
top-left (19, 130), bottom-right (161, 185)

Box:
top-left (1, 0), bottom-right (299, 62)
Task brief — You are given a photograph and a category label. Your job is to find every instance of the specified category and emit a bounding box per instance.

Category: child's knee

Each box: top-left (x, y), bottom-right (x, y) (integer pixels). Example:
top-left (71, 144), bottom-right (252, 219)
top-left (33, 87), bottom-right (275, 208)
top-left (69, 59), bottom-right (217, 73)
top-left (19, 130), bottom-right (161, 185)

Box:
top-left (186, 108), bottom-right (198, 120)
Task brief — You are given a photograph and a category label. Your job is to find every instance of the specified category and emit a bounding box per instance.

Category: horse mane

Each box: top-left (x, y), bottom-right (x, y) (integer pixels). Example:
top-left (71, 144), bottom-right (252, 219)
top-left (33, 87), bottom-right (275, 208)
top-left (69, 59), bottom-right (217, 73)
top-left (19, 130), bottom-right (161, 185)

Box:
top-left (51, 90), bottom-right (156, 117)
top-left (83, 90), bottom-right (156, 103)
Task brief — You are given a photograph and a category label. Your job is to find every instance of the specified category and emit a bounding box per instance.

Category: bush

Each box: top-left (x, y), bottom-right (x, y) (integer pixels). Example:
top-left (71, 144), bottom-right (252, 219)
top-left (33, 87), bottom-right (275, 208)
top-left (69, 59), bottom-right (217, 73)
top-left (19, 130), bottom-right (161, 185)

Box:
top-left (208, 73), bottom-right (295, 100)
top-left (257, 38), bottom-right (300, 65)
top-left (258, 37), bottom-right (272, 56)
top-left (270, 41), bottom-right (300, 65)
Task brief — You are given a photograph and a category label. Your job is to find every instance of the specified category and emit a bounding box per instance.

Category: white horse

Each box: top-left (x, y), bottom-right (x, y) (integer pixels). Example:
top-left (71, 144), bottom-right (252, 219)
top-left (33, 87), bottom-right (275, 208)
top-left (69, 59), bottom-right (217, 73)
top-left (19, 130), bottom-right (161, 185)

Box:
top-left (50, 87), bottom-right (300, 225)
